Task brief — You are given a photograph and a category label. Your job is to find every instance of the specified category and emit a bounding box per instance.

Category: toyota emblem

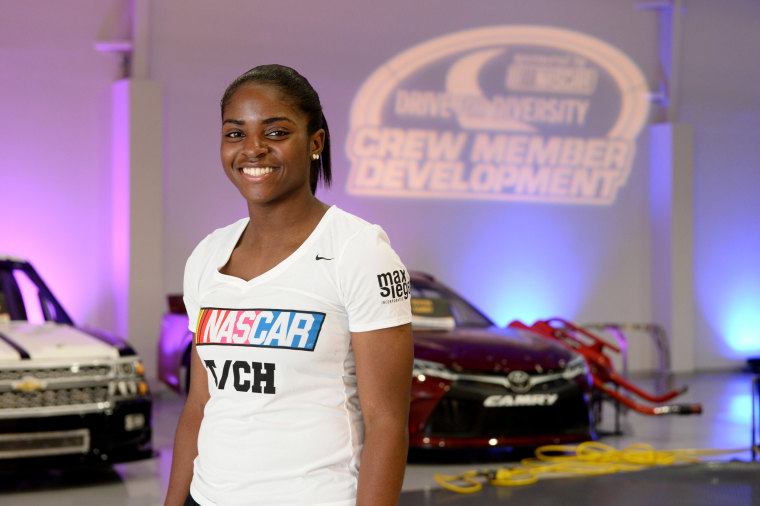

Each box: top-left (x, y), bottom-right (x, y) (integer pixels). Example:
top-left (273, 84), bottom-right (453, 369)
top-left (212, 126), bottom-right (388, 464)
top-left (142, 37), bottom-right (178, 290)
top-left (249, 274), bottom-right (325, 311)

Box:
top-left (507, 370), bottom-right (531, 393)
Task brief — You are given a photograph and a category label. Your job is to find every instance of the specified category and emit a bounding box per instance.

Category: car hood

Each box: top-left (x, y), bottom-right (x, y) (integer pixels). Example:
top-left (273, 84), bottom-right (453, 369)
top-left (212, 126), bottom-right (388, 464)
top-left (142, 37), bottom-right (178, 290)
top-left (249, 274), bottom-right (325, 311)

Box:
top-left (412, 325), bottom-right (576, 373)
top-left (0, 321), bottom-right (120, 361)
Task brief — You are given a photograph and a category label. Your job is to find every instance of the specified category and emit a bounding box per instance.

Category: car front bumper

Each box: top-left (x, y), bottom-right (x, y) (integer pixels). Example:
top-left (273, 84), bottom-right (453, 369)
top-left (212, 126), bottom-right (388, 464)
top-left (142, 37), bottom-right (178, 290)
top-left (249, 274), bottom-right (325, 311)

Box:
top-left (0, 398), bottom-right (153, 471)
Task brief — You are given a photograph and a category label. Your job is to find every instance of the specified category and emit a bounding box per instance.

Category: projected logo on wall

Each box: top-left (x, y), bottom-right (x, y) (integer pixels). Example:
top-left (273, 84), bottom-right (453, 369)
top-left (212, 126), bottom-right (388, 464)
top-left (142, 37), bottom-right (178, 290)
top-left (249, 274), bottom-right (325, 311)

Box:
top-left (345, 26), bottom-right (650, 205)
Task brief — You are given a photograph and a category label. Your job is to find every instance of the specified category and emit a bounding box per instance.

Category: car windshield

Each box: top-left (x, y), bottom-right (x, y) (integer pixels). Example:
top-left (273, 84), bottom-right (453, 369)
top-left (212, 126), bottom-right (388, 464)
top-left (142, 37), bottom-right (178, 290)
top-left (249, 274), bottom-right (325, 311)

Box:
top-left (410, 277), bottom-right (494, 328)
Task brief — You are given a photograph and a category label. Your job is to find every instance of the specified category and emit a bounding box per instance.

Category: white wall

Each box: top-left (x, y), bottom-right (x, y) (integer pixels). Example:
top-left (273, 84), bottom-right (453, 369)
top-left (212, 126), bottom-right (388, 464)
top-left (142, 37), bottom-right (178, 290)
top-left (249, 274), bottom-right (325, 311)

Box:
top-left (679, 0), bottom-right (760, 369)
top-left (1, 1), bottom-right (120, 330)
top-left (154, 0), bottom-right (658, 318)
top-left (3, 0), bottom-right (759, 377)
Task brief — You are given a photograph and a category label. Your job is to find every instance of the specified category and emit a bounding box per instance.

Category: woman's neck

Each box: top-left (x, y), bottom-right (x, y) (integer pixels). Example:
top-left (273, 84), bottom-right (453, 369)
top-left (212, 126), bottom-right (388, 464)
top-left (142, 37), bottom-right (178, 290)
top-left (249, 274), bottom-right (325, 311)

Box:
top-left (243, 196), bottom-right (329, 248)
top-left (219, 197), bottom-right (330, 281)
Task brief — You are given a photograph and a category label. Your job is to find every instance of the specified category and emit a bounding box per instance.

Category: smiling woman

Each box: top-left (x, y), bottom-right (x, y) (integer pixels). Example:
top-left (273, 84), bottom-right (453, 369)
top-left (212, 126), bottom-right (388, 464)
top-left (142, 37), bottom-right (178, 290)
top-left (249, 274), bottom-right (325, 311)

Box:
top-left (220, 65), bottom-right (332, 196)
top-left (164, 64), bottom-right (414, 506)
top-left (219, 83), bottom-right (324, 212)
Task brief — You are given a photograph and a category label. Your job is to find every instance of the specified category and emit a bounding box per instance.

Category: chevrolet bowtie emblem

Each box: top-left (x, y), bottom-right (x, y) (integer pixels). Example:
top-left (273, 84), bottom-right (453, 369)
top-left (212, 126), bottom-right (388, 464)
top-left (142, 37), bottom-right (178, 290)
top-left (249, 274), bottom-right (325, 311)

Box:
top-left (12, 378), bottom-right (46, 392)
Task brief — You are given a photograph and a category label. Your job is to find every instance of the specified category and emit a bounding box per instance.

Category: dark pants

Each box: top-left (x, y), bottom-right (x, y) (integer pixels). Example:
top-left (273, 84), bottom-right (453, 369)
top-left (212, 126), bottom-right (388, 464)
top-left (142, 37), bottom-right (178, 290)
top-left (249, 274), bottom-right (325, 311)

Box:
top-left (184, 493), bottom-right (201, 506)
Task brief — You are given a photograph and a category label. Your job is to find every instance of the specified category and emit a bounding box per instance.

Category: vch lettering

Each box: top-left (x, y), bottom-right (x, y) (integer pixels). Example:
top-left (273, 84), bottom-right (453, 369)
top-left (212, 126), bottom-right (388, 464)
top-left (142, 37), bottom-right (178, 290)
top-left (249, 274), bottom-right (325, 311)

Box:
top-left (205, 359), bottom-right (276, 394)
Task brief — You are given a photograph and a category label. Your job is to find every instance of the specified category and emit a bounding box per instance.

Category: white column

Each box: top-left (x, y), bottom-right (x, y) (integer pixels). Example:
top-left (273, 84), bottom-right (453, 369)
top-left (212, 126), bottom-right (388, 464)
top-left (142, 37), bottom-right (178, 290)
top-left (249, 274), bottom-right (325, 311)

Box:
top-left (649, 123), bottom-right (694, 373)
top-left (112, 78), bottom-right (163, 381)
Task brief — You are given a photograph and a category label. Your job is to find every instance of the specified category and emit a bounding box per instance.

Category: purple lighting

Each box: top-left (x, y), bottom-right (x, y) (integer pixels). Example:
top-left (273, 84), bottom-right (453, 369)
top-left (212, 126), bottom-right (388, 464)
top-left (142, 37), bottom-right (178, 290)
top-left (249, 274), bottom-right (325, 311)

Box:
top-left (112, 81), bottom-right (132, 338)
top-left (697, 230), bottom-right (760, 358)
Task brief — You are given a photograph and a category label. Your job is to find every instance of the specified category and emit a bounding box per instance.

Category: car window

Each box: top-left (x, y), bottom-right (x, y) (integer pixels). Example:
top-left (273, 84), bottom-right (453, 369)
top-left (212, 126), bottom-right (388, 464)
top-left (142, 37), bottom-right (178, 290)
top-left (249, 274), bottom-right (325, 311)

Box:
top-left (0, 263), bottom-right (71, 324)
top-left (12, 268), bottom-right (46, 324)
top-left (0, 291), bottom-right (9, 322)
top-left (0, 267), bottom-right (26, 321)
top-left (410, 279), bottom-right (494, 328)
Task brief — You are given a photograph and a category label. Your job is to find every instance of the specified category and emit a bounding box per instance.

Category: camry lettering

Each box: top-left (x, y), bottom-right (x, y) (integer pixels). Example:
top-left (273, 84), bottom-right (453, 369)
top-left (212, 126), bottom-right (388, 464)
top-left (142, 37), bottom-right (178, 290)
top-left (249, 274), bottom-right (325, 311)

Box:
top-left (196, 308), bottom-right (324, 350)
top-left (483, 393), bottom-right (559, 407)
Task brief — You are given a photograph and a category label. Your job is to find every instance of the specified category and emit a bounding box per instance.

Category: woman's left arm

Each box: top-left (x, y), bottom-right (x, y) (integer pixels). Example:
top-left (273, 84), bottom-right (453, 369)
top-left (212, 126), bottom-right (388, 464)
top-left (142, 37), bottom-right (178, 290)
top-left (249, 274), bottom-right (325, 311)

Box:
top-left (352, 322), bottom-right (413, 506)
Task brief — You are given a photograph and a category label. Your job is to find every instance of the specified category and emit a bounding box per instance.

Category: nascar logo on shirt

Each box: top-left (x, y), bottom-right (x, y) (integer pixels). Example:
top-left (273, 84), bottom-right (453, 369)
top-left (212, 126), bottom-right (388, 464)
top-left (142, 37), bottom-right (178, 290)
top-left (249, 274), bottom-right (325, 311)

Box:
top-left (196, 308), bottom-right (325, 351)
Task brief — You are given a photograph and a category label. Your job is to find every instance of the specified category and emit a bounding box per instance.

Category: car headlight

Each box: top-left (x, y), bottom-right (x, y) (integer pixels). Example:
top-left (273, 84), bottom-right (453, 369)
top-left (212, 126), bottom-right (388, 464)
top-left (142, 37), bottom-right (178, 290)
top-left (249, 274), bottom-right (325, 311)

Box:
top-left (116, 359), bottom-right (145, 378)
top-left (412, 359), bottom-right (456, 382)
top-left (562, 353), bottom-right (590, 380)
top-left (112, 358), bottom-right (150, 398)
top-left (118, 362), bottom-right (135, 376)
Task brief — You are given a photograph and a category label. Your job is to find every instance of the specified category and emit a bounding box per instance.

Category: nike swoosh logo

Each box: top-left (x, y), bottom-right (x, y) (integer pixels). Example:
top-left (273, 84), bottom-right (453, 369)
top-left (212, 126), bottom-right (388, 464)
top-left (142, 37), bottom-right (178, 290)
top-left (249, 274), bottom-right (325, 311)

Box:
top-left (315, 254), bottom-right (334, 261)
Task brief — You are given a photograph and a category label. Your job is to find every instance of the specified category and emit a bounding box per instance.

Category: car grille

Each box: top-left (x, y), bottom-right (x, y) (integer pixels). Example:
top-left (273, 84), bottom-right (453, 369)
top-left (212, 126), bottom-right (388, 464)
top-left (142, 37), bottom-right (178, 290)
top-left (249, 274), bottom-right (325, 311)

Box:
top-left (0, 364), bottom-right (111, 381)
top-left (424, 377), bottom-right (591, 438)
top-left (0, 386), bottom-right (109, 410)
top-left (0, 362), bottom-right (123, 417)
top-left (0, 429), bottom-right (90, 458)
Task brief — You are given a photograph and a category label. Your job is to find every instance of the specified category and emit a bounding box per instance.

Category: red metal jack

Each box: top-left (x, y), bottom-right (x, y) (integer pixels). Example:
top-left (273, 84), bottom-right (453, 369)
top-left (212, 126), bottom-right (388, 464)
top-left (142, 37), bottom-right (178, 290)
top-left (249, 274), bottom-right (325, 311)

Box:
top-left (509, 318), bottom-right (702, 417)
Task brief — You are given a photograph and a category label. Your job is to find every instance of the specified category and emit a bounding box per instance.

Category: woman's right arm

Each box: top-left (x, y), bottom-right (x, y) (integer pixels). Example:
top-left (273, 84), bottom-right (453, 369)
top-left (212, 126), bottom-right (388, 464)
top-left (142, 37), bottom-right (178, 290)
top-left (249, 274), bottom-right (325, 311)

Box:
top-left (164, 338), bottom-right (210, 506)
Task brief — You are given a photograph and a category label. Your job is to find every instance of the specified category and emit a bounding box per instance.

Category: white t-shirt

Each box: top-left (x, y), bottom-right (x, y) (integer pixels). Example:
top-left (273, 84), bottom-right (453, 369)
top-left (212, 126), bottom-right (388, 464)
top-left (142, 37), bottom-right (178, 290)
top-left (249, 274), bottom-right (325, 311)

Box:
top-left (183, 206), bottom-right (412, 506)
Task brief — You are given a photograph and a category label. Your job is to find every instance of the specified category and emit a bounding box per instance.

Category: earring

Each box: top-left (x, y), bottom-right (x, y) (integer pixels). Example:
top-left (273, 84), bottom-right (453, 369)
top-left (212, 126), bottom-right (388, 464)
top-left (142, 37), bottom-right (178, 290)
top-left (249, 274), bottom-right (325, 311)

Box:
top-left (312, 153), bottom-right (320, 160)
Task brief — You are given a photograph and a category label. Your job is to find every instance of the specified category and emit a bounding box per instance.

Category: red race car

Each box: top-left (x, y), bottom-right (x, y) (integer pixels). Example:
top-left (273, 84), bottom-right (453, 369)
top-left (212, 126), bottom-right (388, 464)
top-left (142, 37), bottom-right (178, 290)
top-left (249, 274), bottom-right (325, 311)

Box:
top-left (158, 271), bottom-right (595, 453)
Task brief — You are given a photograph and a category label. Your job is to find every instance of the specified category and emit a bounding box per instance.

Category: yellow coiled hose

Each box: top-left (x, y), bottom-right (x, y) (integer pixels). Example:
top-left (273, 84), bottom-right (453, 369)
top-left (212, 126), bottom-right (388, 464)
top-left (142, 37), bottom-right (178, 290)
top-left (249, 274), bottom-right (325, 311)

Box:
top-left (433, 441), bottom-right (750, 494)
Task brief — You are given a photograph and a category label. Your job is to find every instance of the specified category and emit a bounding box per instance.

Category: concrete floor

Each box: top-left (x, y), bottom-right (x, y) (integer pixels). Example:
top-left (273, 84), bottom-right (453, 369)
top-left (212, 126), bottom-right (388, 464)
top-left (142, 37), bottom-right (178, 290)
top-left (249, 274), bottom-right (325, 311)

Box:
top-left (0, 371), bottom-right (757, 505)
